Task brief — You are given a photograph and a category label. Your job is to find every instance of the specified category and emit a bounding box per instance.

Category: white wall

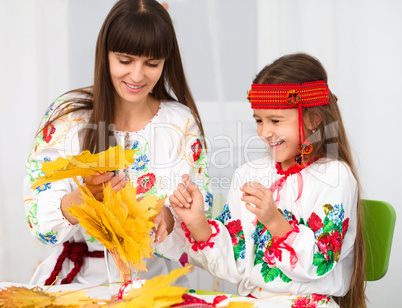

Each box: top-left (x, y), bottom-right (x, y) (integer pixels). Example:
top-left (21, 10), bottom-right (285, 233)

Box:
top-left (0, 0), bottom-right (400, 306)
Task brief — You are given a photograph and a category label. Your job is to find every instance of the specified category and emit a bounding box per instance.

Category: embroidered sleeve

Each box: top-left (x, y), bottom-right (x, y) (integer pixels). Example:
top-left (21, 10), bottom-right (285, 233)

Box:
top-left (181, 220), bottom-right (219, 251)
top-left (23, 100), bottom-right (85, 247)
top-left (271, 162), bottom-right (357, 282)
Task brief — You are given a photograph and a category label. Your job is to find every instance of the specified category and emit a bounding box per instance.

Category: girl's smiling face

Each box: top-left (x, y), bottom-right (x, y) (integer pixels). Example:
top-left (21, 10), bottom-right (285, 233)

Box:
top-left (254, 108), bottom-right (311, 170)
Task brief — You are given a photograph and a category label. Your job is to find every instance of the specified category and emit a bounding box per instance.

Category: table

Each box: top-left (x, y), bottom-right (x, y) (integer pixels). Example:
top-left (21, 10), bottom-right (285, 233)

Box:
top-left (0, 282), bottom-right (288, 307)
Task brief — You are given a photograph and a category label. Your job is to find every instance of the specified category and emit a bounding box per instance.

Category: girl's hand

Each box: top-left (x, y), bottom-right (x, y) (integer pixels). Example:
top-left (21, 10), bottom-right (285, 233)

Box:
top-left (240, 182), bottom-right (292, 237)
top-left (169, 174), bottom-right (211, 242)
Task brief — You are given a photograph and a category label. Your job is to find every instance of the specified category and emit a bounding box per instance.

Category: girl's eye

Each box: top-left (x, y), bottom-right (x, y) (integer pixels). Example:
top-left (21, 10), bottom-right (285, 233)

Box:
top-left (255, 119), bottom-right (262, 124)
top-left (271, 119), bottom-right (279, 124)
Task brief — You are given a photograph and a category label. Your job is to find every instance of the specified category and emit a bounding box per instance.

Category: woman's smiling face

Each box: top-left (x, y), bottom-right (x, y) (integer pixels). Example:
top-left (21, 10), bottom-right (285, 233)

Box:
top-left (108, 52), bottom-right (165, 106)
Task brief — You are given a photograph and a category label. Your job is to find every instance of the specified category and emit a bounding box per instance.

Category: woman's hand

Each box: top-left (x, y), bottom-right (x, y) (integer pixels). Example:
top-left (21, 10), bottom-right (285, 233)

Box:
top-left (61, 172), bottom-right (127, 225)
top-left (169, 174), bottom-right (211, 242)
top-left (241, 182), bottom-right (292, 237)
top-left (85, 172), bottom-right (126, 200)
top-left (152, 206), bottom-right (173, 244)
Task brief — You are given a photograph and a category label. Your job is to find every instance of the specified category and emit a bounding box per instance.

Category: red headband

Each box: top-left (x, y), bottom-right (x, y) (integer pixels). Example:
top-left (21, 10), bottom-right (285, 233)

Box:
top-left (247, 80), bottom-right (331, 166)
top-left (247, 80), bottom-right (329, 109)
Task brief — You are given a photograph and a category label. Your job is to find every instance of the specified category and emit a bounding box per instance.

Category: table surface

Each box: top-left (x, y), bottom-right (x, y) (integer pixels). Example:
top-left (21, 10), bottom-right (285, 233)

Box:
top-left (0, 282), bottom-right (288, 307)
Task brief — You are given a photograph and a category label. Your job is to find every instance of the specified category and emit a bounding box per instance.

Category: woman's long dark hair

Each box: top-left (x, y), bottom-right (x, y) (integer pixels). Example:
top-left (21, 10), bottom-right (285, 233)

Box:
top-left (42, 0), bottom-right (204, 153)
top-left (254, 53), bottom-right (366, 308)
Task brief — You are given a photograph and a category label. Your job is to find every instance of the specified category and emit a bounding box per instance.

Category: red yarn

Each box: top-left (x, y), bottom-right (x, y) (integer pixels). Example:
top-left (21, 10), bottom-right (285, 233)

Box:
top-left (44, 241), bottom-right (104, 285)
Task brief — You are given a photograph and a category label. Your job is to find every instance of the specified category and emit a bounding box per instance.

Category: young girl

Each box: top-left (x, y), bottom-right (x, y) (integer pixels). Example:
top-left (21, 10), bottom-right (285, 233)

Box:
top-left (157, 53), bottom-right (366, 307)
top-left (23, 0), bottom-right (211, 286)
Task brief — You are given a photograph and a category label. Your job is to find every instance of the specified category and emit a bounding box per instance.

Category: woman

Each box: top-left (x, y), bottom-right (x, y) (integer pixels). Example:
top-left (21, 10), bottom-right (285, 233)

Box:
top-left (23, 0), bottom-right (211, 286)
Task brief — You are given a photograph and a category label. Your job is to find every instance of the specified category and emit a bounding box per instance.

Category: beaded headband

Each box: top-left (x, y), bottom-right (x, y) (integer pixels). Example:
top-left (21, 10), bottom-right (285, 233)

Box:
top-left (247, 80), bottom-right (329, 109)
top-left (247, 80), bottom-right (331, 166)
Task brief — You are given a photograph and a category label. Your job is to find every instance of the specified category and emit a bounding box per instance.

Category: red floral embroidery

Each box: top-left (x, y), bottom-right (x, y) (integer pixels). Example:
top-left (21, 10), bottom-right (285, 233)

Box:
top-left (308, 212), bottom-right (323, 233)
top-left (136, 173), bottom-right (156, 194)
top-left (330, 230), bottom-right (343, 253)
top-left (226, 219), bottom-right (242, 236)
top-left (311, 293), bottom-right (330, 302)
top-left (292, 296), bottom-right (317, 308)
top-left (181, 220), bottom-right (219, 252)
top-left (342, 217), bottom-right (349, 237)
top-left (43, 122), bottom-right (56, 143)
top-left (191, 139), bottom-right (202, 162)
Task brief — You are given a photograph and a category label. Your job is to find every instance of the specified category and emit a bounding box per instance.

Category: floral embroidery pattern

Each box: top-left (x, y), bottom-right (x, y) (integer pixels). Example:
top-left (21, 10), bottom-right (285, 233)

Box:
top-left (216, 204), bottom-right (231, 224)
top-left (39, 230), bottom-right (58, 244)
top-left (290, 294), bottom-right (331, 307)
top-left (136, 173), bottom-right (156, 195)
top-left (132, 154), bottom-right (150, 171)
top-left (253, 215), bottom-right (292, 283)
top-left (205, 192), bottom-right (213, 209)
top-left (309, 203), bottom-right (349, 276)
top-left (226, 220), bottom-right (245, 260)
top-left (191, 139), bottom-right (202, 162)
top-left (42, 122), bottom-right (56, 143)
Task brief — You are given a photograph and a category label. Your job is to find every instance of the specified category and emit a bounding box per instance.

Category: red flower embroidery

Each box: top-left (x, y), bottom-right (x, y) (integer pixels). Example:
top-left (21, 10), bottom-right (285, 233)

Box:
top-left (292, 297), bottom-right (317, 308)
top-left (308, 212), bottom-right (323, 233)
top-left (191, 139), bottom-right (202, 162)
top-left (136, 173), bottom-right (156, 194)
top-left (232, 236), bottom-right (239, 245)
top-left (330, 230), bottom-right (343, 253)
top-left (311, 293), bottom-right (328, 302)
top-left (317, 236), bottom-right (330, 259)
top-left (226, 219), bottom-right (242, 236)
top-left (43, 122), bottom-right (56, 143)
top-left (342, 217), bottom-right (349, 238)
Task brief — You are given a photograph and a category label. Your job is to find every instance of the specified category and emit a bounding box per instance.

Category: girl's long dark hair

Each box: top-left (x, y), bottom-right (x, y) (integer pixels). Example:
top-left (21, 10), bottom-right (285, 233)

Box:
top-left (254, 53), bottom-right (366, 308)
top-left (42, 0), bottom-right (204, 153)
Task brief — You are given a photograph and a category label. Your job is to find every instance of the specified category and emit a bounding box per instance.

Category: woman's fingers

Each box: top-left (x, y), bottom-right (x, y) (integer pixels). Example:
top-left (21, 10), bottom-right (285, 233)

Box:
top-left (85, 172), bottom-right (113, 186)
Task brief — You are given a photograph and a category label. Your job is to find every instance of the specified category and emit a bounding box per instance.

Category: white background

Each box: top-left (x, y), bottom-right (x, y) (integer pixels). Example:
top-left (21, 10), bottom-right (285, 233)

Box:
top-left (0, 0), bottom-right (401, 307)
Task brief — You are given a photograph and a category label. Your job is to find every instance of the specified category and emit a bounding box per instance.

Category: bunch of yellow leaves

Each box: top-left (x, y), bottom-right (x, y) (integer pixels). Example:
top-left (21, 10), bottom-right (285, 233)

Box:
top-left (67, 179), bottom-right (164, 274)
top-left (31, 145), bottom-right (136, 189)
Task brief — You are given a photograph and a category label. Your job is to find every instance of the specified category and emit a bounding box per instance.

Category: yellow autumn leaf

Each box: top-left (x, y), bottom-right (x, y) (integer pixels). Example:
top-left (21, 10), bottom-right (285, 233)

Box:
top-left (111, 266), bottom-right (190, 308)
top-left (67, 181), bottom-right (165, 273)
top-left (0, 286), bottom-right (52, 307)
top-left (50, 290), bottom-right (103, 307)
top-left (31, 145), bottom-right (136, 189)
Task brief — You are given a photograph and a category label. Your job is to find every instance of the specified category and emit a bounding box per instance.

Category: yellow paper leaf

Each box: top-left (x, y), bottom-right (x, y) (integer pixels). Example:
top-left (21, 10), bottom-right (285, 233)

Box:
top-left (31, 145), bottom-right (136, 189)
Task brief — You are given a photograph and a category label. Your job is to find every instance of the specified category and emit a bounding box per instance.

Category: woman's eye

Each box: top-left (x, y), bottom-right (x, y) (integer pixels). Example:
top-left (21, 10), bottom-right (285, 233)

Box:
top-left (272, 119), bottom-right (279, 124)
top-left (255, 119), bottom-right (262, 124)
top-left (119, 59), bottom-right (131, 64)
top-left (147, 62), bottom-right (159, 67)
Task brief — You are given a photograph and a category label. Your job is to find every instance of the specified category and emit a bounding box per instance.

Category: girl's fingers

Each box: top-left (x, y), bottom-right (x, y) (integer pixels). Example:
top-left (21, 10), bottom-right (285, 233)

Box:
top-left (173, 187), bottom-right (190, 208)
top-left (178, 182), bottom-right (192, 204)
top-left (169, 195), bottom-right (183, 208)
top-left (241, 194), bottom-right (261, 207)
top-left (245, 202), bottom-right (258, 215)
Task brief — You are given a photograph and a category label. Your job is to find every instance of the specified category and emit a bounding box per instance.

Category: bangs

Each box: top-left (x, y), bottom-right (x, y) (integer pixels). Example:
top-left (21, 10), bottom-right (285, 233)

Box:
top-left (107, 13), bottom-right (173, 59)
